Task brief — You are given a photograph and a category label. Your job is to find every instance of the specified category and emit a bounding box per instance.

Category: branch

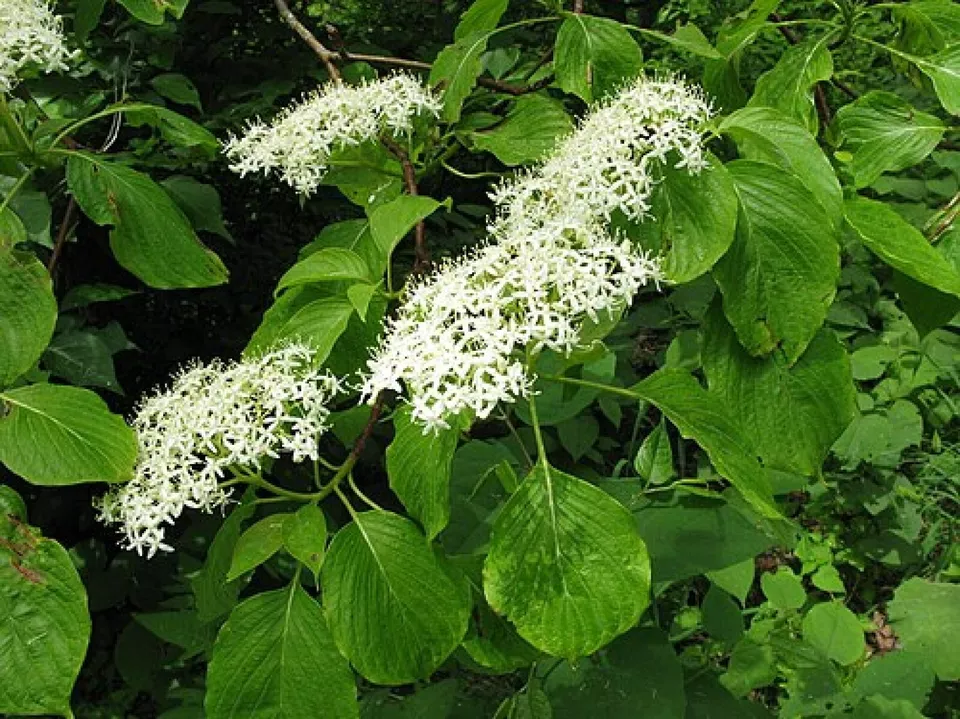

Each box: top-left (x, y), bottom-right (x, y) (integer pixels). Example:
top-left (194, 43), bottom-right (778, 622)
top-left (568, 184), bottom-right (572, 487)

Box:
top-left (273, 0), bottom-right (341, 81)
top-left (46, 197), bottom-right (77, 275)
top-left (573, 0), bottom-right (584, 13)
top-left (381, 135), bottom-right (430, 272)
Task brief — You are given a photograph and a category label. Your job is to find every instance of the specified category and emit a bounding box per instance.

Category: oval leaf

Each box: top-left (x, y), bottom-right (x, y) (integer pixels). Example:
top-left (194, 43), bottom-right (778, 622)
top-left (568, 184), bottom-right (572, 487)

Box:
top-left (276, 248), bottom-right (373, 292)
top-left (0, 249), bottom-right (57, 388)
top-left (227, 514), bottom-right (286, 581)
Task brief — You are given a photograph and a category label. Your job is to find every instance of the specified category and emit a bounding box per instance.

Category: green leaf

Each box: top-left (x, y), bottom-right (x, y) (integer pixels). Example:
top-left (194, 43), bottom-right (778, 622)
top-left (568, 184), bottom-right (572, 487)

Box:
top-left (830, 92), bottom-right (945, 188)
top-left (75, 0), bottom-right (107, 41)
top-left (206, 583), bottom-right (358, 719)
top-left (912, 43), bottom-right (960, 115)
top-left (802, 602), bottom-right (864, 666)
top-left (430, 33), bottom-right (492, 123)
top-left (556, 415), bottom-right (599, 461)
top-left (117, 0), bottom-right (189, 24)
top-left (454, 0), bottom-right (508, 41)
top-left (0, 384), bottom-right (136, 486)
top-left (150, 73), bottom-right (202, 110)
top-left (720, 107), bottom-right (842, 229)
top-left (713, 160), bottom-right (839, 363)
top-left (721, 636), bottom-right (777, 697)
top-left (707, 558), bottom-right (756, 604)
top-left (0, 485), bottom-right (27, 525)
top-left (849, 695), bottom-right (926, 719)
top-left (0, 517), bottom-right (91, 718)
top-left (703, 585), bottom-right (744, 644)
top-left (386, 407), bottom-right (462, 541)
top-left (748, 35), bottom-right (834, 133)
top-left (301, 219), bottom-right (386, 276)
top-left (0, 206), bottom-right (26, 248)
top-left (634, 421), bottom-right (674, 484)
top-left (761, 567), bottom-right (806, 610)
top-left (192, 502), bottom-right (255, 623)
top-left (832, 400), bottom-right (923, 470)
top-left (67, 154), bottom-right (227, 289)
top-left (462, 599), bottom-right (541, 674)
top-left (322, 511), bottom-right (471, 685)
top-left (851, 651), bottom-right (936, 709)
top-left (161, 175), bottom-right (232, 240)
top-left (0, 248), bottom-right (56, 387)
top-left (276, 248), bottom-right (374, 292)
top-left (368, 195), bottom-right (442, 261)
top-left (686, 673), bottom-right (771, 719)
top-left (227, 514), bottom-right (286, 581)
top-left (471, 94), bottom-right (573, 166)
top-left (844, 196), bottom-right (960, 297)
top-left (702, 305), bottom-right (857, 477)
top-left (544, 628), bottom-right (685, 719)
top-left (554, 14), bottom-right (643, 103)
top-left (629, 369), bottom-right (779, 518)
top-left (346, 282), bottom-right (377, 320)
top-left (638, 23), bottom-right (723, 59)
top-left (245, 292), bottom-right (355, 360)
top-left (887, 578), bottom-right (960, 680)
top-left (496, 684), bottom-right (552, 719)
top-left (631, 158), bottom-right (738, 283)
top-left (635, 498), bottom-right (775, 582)
top-left (60, 283), bottom-right (138, 311)
top-left (43, 328), bottom-right (124, 393)
top-left (484, 462), bottom-right (651, 659)
top-left (124, 104), bottom-right (219, 153)
top-left (282, 505), bottom-right (327, 580)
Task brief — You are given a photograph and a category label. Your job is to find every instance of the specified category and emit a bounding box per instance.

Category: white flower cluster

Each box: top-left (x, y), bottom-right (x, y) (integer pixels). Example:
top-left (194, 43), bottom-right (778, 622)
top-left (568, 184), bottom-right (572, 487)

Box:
top-left (96, 345), bottom-right (342, 557)
top-left (223, 73), bottom-right (441, 195)
top-left (0, 0), bottom-right (73, 94)
top-left (364, 77), bottom-right (709, 432)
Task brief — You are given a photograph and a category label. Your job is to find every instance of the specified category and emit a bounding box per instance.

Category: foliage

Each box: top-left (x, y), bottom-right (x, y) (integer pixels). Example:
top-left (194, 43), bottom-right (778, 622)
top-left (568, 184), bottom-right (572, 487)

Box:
top-left (0, 0), bottom-right (958, 717)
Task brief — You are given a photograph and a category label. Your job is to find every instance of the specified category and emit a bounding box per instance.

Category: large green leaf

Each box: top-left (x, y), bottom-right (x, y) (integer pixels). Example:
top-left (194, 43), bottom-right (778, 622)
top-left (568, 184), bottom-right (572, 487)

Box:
top-left (454, 0), bottom-right (508, 41)
top-left (0, 384), bottom-right (136, 486)
top-left (887, 578), bottom-right (960, 681)
top-left (192, 502), bottom-right (255, 623)
top-left (42, 328), bottom-right (124, 393)
top-left (0, 515), bottom-right (91, 717)
top-left (629, 368), bottom-right (779, 518)
top-left (554, 14), bottom-right (643, 102)
top-left (636, 23), bottom-right (723, 59)
top-left (227, 514), bottom-right (286, 581)
top-left (543, 628), bottom-right (685, 719)
top-left (367, 195), bottom-right (442, 263)
top-left (276, 248), bottom-right (373, 292)
top-left (631, 158), bottom-right (738, 283)
top-left (802, 602), bottom-right (865, 666)
top-left (245, 291), bottom-right (355, 359)
top-left (702, 305), bottom-right (857, 477)
top-left (483, 462), bottom-right (651, 659)
top-left (830, 92), bottom-right (946, 188)
top-left (844, 196), bottom-right (960, 297)
top-left (912, 43), bottom-right (960, 115)
top-left (748, 34), bottom-right (834, 133)
top-left (206, 583), bottom-right (358, 719)
top-left (386, 407), bottom-right (462, 540)
top-left (0, 249), bottom-right (56, 388)
top-left (471, 94), bottom-right (573, 166)
top-left (67, 154), bottom-right (228, 289)
top-left (430, 33), bottom-right (492, 122)
top-left (322, 511), bottom-right (471, 685)
top-left (720, 107), bottom-right (842, 229)
top-left (713, 160), bottom-right (839, 363)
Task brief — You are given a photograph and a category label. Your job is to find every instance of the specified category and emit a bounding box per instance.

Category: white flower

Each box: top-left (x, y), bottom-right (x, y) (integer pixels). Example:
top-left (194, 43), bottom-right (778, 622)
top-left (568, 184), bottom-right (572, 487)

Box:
top-left (96, 344), bottom-right (342, 558)
top-left (0, 0), bottom-right (73, 93)
top-left (362, 221), bottom-right (663, 432)
top-left (223, 73), bottom-right (441, 195)
top-left (363, 76), bottom-right (708, 432)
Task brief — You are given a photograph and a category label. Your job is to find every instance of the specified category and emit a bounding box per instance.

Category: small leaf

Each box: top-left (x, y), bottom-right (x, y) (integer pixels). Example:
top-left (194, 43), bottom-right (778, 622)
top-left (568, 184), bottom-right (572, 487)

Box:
top-left (484, 462), bottom-right (651, 659)
top-left (748, 35), bottom-right (834, 133)
top-left (150, 73), bottom-right (202, 110)
top-left (346, 283), bottom-right (376, 321)
top-left (0, 248), bottom-right (57, 387)
top-left (282, 504), bottom-right (327, 579)
top-left (707, 558), bottom-right (755, 604)
top-left (75, 0), bottom-right (107, 40)
top-left (227, 514), bottom-right (287, 581)
top-left (471, 94), bottom-right (573, 166)
top-left (0, 384), bottom-right (136, 486)
top-left (912, 44), bottom-right (960, 115)
top-left (556, 415), bottom-right (600, 461)
top-left (830, 92), bottom-right (946, 188)
top-left (206, 583), bottom-right (358, 719)
top-left (42, 329), bottom-right (124, 393)
top-left (368, 195), bottom-right (441, 260)
top-left (0, 516), bottom-right (91, 718)
top-left (554, 14), bottom-right (643, 102)
top-left (386, 407), bottom-right (462, 540)
top-left (161, 175), bottom-right (232, 240)
top-left (67, 154), bottom-right (228, 289)
top-left (117, 0), bottom-right (188, 24)
top-left (844, 196), bottom-right (960, 297)
top-left (761, 567), bottom-right (806, 610)
top-left (702, 585), bottom-right (744, 644)
top-left (322, 511), bottom-right (471, 685)
top-left (802, 602), bottom-right (864, 665)
top-left (276, 248), bottom-right (373, 292)
top-left (638, 23), bottom-right (723, 59)
top-left (60, 283), bottom-right (138, 311)
top-left (634, 421), bottom-right (674, 485)
top-left (454, 0), bottom-right (508, 41)
top-left (887, 578), bottom-right (960, 681)
top-left (192, 502), bottom-right (255, 623)
top-left (245, 292), bottom-right (355, 360)
top-left (430, 33), bottom-right (491, 122)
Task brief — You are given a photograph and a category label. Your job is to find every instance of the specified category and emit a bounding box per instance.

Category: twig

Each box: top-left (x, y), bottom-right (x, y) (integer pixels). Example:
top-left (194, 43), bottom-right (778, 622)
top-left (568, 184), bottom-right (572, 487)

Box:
top-left (573, 0), bottom-right (584, 13)
top-left (381, 135), bottom-right (430, 272)
top-left (46, 197), bottom-right (77, 274)
top-left (273, 0), bottom-right (341, 81)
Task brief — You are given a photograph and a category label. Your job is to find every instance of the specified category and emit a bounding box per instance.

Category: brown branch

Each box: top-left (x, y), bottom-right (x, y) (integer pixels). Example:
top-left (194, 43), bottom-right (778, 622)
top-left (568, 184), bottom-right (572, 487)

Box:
top-left (349, 396), bottom-right (384, 462)
top-left (381, 135), bottom-right (430, 272)
top-left (273, 0), bottom-right (341, 81)
top-left (46, 196), bottom-right (77, 275)
top-left (573, 0), bottom-right (584, 13)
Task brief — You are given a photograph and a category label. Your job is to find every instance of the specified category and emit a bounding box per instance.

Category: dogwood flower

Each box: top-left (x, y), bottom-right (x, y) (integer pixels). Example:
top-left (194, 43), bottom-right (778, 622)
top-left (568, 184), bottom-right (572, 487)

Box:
top-left (223, 73), bottom-right (441, 194)
top-left (0, 0), bottom-right (73, 93)
top-left (96, 345), bottom-right (342, 557)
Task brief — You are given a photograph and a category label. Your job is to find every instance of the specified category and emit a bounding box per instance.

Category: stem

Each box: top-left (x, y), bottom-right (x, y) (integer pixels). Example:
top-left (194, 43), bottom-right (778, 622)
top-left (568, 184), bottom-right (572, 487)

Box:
top-left (543, 373), bottom-right (638, 401)
top-left (243, 475), bottom-right (327, 501)
top-left (49, 105), bottom-right (130, 150)
top-left (273, 0), bottom-right (342, 81)
top-left (0, 95), bottom-right (31, 155)
top-left (348, 472), bottom-right (382, 510)
top-left (47, 196), bottom-right (77, 274)
top-left (440, 159), bottom-right (504, 180)
top-left (381, 135), bottom-right (430, 272)
top-left (527, 391), bottom-right (548, 463)
top-left (0, 168), bottom-right (34, 219)
top-left (572, 0), bottom-right (584, 13)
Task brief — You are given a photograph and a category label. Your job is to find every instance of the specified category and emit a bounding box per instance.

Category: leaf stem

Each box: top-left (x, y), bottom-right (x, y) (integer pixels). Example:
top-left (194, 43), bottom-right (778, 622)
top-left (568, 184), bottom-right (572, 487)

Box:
top-left (542, 373), bottom-right (638, 400)
top-left (0, 168), bottom-right (34, 219)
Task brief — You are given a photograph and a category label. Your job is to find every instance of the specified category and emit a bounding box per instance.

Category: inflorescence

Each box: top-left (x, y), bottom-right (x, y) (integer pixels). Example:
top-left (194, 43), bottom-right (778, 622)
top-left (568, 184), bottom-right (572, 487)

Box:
top-left (363, 76), bottom-right (711, 432)
top-left (96, 345), bottom-right (342, 557)
top-left (223, 73), bottom-right (441, 195)
top-left (0, 0), bottom-right (73, 93)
